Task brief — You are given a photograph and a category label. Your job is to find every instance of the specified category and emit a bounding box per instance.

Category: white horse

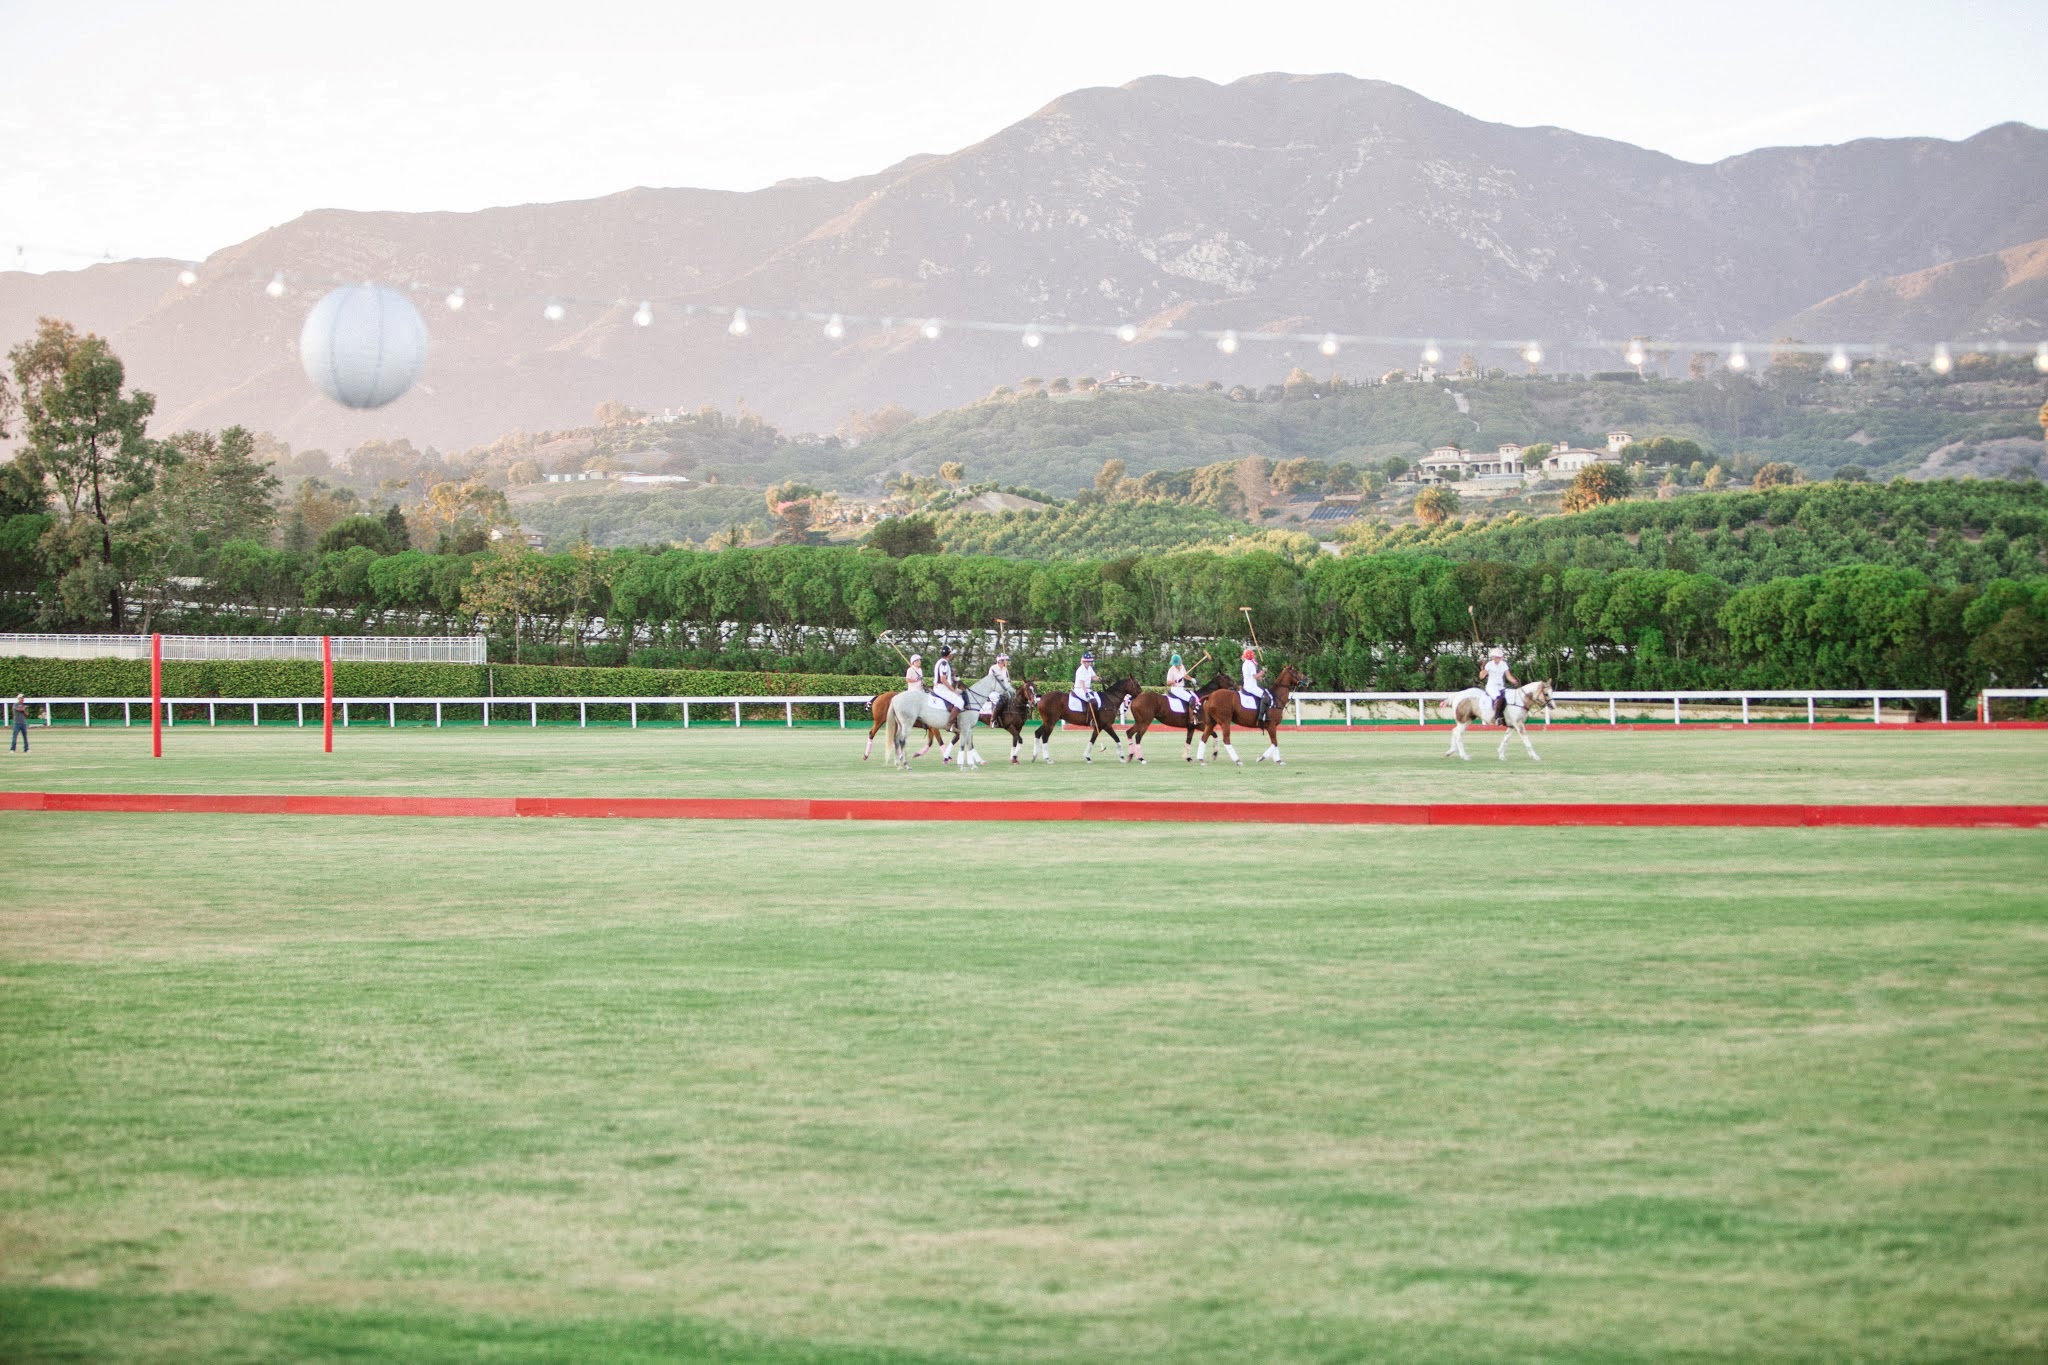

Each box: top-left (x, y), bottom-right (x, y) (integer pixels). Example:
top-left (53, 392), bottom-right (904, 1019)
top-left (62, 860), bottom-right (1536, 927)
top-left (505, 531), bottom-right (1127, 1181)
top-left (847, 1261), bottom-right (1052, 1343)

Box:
top-left (1441, 680), bottom-right (1553, 761)
top-left (887, 670), bottom-right (1007, 771)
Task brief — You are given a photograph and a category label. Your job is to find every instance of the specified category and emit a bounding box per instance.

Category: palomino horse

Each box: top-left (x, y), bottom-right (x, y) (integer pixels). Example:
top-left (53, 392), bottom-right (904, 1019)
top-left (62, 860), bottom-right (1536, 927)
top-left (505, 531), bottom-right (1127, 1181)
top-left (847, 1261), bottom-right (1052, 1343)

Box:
top-left (1126, 670), bottom-right (1232, 764)
top-left (1197, 663), bottom-right (1306, 766)
top-left (1441, 680), bottom-right (1554, 761)
top-left (1031, 676), bottom-right (1141, 763)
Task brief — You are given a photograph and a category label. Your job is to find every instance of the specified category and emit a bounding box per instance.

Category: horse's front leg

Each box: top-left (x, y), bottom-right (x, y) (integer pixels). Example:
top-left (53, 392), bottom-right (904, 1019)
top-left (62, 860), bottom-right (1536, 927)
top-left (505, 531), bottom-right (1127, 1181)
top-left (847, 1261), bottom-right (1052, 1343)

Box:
top-left (1518, 720), bottom-right (1541, 762)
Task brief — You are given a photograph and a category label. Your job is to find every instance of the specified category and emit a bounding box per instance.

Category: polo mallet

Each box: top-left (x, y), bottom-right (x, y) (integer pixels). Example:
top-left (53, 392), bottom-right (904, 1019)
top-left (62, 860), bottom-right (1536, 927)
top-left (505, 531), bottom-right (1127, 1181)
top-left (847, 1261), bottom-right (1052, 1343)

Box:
top-left (878, 630), bottom-right (913, 665)
top-left (1239, 606), bottom-right (1261, 654)
top-left (1467, 604), bottom-right (1484, 651)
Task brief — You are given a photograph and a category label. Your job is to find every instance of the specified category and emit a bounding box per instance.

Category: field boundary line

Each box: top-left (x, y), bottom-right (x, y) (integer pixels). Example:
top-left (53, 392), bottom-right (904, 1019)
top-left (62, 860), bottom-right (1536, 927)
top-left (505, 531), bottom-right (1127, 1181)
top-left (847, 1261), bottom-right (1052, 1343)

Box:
top-left (3, 791), bottom-right (2044, 828)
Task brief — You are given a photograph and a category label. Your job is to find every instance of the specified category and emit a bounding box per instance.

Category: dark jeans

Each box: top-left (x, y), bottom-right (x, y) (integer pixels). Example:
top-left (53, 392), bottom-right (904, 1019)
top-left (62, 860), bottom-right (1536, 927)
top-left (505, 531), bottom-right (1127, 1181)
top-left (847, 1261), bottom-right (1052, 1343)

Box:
top-left (9, 719), bottom-right (26, 751)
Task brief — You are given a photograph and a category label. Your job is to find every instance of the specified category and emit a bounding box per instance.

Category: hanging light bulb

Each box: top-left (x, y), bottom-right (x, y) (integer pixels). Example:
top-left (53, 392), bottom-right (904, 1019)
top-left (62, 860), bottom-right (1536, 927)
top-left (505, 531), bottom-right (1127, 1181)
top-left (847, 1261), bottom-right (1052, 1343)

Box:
top-left (265, 271), bottom-right (286, 299)
top-left (1422, 341), bottom-right (1441, 366)
top-left (1625, 341), bottom-right (1646, 368)
top-left (1828, 346), bottom-right (1850, 374)
top-left (1727, 344), bottom-right (1749, 372)
top-left (1931, 343), bottom-right (1953, 375)
top-left (633, 301), bottom-right (653, 328)
top-left (1319, 334), bottom-right (1340, 358)
top-left (1116, 323), bottom-right (1139, 343)
top-left (727, 308), bottom-right (749, 337)
top-left (177, 266), bottom-right (197, 287)
top-left (445, 287), bottom-right (465, 312)
top-left (543, 300), bottom-right (565, 322)
top-left (1216, 330), bottom-right (1239, 355)
top-left (1022, 326), bottom-right (1043, 349)
top-left (1521, 341), bottom-right (1544, 366)
top-left (2034, 341), bottom-right (2048, 374)
top-left (823, 313), bottom-right (845, 340)
top-left (920, 318), bottom-right (943, 341)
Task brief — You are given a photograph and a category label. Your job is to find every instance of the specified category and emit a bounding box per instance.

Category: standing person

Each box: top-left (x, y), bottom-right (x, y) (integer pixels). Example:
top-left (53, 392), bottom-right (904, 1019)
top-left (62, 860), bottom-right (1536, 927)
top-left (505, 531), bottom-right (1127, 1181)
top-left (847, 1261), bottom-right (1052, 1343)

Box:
top-left (1239, 647), bottom-right (1270, 726)
top-left (904, 653), bottom-right (925, 694)
top-left (1073, 651), bottom-right (1100, 710)
top-left (1479, 646), bottom-right (1520, 725)
top-left (9, 694), bottom-right (28, 752)
top-left (1164, 652), bottom-right (1200, 716)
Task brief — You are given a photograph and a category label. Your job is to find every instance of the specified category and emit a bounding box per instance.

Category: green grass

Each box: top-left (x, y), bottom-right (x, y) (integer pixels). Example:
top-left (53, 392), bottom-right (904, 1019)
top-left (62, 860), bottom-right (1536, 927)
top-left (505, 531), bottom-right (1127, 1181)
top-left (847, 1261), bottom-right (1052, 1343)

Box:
top-left (1, 796), bottom-right (2045, 1358)
top-left (1, 725), bottom-right (2045, 807)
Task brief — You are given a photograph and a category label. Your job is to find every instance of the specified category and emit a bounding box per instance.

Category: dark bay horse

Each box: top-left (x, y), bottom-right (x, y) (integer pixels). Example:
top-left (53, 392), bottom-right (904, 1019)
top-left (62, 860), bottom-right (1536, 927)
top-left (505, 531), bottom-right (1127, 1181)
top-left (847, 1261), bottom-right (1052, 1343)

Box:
top-left (1126, 670), bottom-right (1233, 763)
top-left (984, 678), bottom-right (1039, 763)
top-left (1198, 663), bottom-right (1306, 766)
top-left (1032, 676), bottom-right (1141, 763)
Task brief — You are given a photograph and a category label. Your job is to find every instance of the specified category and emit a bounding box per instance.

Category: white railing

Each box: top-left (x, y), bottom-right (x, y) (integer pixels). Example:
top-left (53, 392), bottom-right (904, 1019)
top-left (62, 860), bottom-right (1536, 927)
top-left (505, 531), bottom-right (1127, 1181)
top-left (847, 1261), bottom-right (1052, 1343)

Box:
top-left (0, 634), bottom-right (487, 663)
top-left (1979, 688), bottom-right (2048, 722)
top-left (1289, 689), bottom-right (1951, 726)
top-left (1, 695), bottom-right (878, 730)
top-left (0, 688), bottom-right (1969, 733)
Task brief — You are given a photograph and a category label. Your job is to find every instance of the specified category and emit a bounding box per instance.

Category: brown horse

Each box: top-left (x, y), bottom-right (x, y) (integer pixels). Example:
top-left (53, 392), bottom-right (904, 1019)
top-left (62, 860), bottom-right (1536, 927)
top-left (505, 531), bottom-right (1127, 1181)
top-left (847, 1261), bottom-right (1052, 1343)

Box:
top-left (984, 678), bottom-right (1040, 764)
top-left (1198, 663), bottom-right (1306, 766)
top-left (1032, 676), bottom-right (1141, 763)
top-left (862, 691), bottom-right (947, 761)
top-left (1126, 670), bottom-right (1233, 764)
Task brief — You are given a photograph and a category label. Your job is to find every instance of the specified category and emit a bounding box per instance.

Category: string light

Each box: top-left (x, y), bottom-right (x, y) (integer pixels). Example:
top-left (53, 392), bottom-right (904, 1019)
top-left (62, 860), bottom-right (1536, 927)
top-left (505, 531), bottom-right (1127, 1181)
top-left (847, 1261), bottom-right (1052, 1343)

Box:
top-left (26, 245), bottom-right (2046, 375)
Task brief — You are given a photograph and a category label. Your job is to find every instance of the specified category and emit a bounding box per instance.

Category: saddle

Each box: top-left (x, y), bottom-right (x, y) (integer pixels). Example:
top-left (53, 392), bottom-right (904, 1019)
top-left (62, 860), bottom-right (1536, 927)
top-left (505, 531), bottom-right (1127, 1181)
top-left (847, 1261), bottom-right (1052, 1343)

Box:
top-left (1066, 693), bottom-right (1095, 715)
top-left (1237, 690), bottom-right (1263, 711)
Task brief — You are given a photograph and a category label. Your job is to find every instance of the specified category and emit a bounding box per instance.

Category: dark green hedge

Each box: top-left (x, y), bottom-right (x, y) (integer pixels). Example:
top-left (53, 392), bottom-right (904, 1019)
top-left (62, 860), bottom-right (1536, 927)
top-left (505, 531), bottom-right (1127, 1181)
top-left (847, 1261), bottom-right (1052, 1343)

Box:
top-left (0, 658), bottom-right (896, 699)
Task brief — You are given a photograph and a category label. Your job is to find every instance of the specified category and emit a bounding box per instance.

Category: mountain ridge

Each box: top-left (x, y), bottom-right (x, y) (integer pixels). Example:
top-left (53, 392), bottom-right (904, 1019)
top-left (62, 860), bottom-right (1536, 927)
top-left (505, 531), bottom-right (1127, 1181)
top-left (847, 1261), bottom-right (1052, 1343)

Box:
top-left (4, 72), bottom-right (2045, 453)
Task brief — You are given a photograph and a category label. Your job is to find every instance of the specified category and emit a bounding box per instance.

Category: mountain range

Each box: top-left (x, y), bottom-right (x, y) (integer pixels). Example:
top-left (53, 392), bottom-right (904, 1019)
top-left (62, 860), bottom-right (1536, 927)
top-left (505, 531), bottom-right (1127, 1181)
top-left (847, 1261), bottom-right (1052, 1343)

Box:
top-left (4, 72), bottom-right (2046, 454)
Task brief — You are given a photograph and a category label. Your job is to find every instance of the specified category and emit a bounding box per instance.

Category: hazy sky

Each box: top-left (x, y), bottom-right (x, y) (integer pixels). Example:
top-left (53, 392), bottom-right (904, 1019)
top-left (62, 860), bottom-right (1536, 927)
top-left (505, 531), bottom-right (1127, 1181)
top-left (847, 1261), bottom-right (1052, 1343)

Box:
top-left (5, 0), bottom-right (2045, 273)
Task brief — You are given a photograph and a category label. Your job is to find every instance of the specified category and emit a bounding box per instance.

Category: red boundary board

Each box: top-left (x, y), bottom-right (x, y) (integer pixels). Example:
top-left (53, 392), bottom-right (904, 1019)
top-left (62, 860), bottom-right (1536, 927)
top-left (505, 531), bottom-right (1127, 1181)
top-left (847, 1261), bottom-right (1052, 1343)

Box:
top-left (1, 791), bottom-right (2043, 828)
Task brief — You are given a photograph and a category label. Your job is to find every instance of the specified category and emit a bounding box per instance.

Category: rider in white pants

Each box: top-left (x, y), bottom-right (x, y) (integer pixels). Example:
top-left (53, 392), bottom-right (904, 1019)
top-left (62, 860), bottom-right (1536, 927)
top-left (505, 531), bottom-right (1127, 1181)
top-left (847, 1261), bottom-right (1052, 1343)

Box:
top-left (1073, 651), bottom-right (1100, 709)
top-left (1240, 646), bottom-right (1270, 725)
top-left (1480, 646), bottom-right (1520, 724)
top-left (1164, 652), bottom-right (1199, 714)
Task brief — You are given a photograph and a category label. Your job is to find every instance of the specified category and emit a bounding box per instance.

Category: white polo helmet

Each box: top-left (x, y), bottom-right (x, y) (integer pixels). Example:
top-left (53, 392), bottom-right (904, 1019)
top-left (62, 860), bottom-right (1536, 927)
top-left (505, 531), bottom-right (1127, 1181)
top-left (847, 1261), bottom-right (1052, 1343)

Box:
top-left (1488, 646), bottom-right (1506, 660)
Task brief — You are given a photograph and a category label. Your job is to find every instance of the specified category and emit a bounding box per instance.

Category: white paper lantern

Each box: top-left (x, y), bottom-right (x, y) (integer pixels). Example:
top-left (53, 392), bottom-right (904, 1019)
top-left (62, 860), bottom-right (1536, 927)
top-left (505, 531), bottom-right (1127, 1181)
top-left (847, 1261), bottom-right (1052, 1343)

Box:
top-left (299, 284), bottom-right (428, 409)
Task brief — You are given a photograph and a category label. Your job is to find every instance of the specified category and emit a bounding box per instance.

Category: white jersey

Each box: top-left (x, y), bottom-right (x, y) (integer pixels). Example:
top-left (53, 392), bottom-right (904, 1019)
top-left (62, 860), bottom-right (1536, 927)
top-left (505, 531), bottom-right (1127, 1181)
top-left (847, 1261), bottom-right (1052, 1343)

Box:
top-left (905, 665), bottom-right (924, 692)
top-left (1074, 663), bottom-right (1097, 695)
top-left (1241, 658), bottom-right (1265, 695)
top-left (934, 658), bottom-right (954, 688)
top-left (1165, 664), bottom-right (1191, 688)
top-left (1483, 659), bottom-right (1511, 697)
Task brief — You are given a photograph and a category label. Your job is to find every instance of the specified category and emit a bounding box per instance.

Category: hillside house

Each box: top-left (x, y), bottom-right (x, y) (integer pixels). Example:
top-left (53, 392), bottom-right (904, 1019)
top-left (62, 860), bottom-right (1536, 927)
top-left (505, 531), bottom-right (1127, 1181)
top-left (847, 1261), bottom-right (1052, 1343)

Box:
top-left (1541, 443), bottom-right (1624, 476)
top-left (1416, 444), bottom-right (1528, 483)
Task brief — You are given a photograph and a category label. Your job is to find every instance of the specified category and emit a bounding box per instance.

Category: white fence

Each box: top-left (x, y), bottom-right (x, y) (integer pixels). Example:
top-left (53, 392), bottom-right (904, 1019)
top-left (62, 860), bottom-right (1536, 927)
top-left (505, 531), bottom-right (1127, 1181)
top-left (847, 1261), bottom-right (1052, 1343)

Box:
top-left (0, 687), bottom-right (1970, 731)
top-left (1292, 689), bottom-right (1951, 726)
top-left (0, 634), bottom-right (487, 663)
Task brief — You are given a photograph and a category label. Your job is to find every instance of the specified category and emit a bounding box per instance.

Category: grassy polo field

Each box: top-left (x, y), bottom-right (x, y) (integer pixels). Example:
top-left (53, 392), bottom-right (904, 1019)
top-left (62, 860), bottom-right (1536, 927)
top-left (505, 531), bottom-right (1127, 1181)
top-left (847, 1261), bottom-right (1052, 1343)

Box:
top-left (2, 726), bottom-right (2045, 1359)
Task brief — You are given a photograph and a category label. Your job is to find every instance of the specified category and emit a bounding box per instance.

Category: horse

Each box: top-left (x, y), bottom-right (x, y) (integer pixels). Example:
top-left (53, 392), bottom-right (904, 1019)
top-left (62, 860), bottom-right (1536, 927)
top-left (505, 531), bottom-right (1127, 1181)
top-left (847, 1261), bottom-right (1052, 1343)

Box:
top-left (861, 691), bottom-right (946, 761)
top-left (888, 688), bottom-right (979, 770)
top-left (1197, 663), bottom-right (1306, 766)
top-left (1440, 679), bottom-right (1553, 761)
top-left (1031, 676), bottom-right (1141, 763)
top-left (981, 677), bottom-right (1039, 764)
top-left (1126, 671), bottom-right (1233, 764)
